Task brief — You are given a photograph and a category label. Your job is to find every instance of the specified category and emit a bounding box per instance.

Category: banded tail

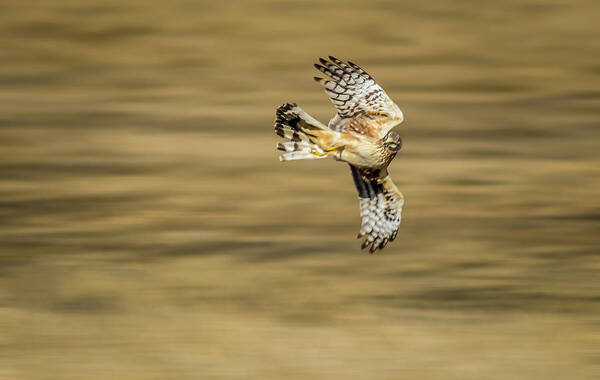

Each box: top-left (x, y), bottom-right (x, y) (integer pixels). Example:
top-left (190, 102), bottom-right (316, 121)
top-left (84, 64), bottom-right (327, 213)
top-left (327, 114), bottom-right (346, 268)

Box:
top-left (274, 103), bottom-right (332, 161)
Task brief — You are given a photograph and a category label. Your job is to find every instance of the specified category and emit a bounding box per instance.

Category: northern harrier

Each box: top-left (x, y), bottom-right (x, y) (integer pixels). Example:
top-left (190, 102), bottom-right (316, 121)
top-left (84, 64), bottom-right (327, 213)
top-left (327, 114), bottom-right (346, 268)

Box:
top-left (274, 56), bottom-right (405, 253)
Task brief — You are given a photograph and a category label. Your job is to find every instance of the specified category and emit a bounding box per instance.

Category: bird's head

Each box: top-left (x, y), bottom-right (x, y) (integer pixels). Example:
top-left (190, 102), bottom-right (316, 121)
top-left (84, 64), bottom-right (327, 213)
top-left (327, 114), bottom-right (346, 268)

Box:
top-left (383, 131), bottom-right (402, 152)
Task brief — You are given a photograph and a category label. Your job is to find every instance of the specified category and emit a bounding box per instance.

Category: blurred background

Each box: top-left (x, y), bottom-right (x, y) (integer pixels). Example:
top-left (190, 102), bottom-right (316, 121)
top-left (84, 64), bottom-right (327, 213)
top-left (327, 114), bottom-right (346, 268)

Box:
top-left (1, 0), bottom-right (599, 379)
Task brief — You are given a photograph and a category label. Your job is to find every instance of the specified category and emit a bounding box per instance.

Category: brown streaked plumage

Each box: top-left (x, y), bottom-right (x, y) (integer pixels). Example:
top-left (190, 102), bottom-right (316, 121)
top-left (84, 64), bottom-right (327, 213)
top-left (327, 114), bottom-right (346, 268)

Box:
top-left (274, 57), bottom-right (405, 253)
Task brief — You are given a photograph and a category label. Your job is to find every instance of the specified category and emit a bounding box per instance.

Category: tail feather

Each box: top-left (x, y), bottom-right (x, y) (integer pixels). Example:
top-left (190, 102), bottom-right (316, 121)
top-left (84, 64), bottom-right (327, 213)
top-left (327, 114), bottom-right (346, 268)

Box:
top-left (274, 103), bottom-right (331, 161)
top-left (277, 141), bottom-right (313, 153)
top-left (279, 151), bottom-right (325, 161)
top-left (275, 124), bottom-right (310, 142)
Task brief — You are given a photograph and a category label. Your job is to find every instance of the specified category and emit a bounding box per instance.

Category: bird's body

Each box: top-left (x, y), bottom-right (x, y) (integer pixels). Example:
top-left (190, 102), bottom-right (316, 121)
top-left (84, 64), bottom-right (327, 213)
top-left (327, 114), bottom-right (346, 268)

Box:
top-left (336, 133), bottom-right (397, 169)
top-left (274, 57), bottom-right (405, 253)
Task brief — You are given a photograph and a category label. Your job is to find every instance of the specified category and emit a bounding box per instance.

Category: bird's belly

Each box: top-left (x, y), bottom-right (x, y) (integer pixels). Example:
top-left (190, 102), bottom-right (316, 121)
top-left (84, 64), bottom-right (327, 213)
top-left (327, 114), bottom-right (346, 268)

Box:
top-left (339, 149), bottom-right (381, 168)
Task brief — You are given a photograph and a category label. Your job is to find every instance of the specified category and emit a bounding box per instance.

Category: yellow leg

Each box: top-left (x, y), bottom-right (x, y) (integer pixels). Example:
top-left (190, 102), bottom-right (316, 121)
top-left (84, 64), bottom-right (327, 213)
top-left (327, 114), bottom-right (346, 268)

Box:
top-left (310, 150), bottom-right (329, 157)
top-left (311, 144), bottom-right (341, 157)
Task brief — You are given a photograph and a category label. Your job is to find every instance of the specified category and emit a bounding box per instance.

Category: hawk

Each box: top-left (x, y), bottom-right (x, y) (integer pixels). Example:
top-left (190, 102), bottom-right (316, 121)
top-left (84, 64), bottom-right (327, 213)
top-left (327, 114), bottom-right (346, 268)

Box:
top-left (274, 56), bottom-right (405, 253)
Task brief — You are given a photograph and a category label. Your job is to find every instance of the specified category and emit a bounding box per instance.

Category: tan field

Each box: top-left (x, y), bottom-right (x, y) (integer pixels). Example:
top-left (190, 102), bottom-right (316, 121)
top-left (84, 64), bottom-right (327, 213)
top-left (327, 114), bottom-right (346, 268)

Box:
top-left (1, 0), bottom-right (599, 379)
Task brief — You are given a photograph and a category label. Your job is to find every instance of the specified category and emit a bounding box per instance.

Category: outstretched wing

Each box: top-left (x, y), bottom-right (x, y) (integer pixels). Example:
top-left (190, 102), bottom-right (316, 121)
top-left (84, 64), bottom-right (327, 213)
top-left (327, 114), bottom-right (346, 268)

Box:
top-left (349, 165), bottom-right (404, 253)
top-left (314, 56), bottom-right (403, 139)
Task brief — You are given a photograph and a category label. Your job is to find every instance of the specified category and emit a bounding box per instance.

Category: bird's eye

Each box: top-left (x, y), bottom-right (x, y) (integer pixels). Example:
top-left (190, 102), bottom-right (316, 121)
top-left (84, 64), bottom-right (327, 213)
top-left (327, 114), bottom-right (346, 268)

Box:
top-left (387, 142), bottom-right (398, 150)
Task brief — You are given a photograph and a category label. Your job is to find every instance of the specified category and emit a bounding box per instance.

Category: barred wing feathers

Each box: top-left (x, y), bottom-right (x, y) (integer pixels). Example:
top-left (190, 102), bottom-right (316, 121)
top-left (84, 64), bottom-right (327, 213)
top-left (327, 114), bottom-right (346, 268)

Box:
top-left (314, 56), bottom-right (403, 138)
top-left (349, 165), bottom-right (404, 253)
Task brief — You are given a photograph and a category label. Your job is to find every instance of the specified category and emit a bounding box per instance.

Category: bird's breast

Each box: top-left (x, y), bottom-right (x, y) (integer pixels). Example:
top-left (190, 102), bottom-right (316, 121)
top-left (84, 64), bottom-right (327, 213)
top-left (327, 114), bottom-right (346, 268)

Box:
top-left (339, 141), bottom-right (391, 169)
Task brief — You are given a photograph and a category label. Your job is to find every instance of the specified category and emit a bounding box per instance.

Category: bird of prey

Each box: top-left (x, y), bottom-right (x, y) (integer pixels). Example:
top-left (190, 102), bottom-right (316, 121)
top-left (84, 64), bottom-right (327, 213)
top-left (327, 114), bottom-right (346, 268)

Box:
top-left (274, 56), bottom-right (405, 253)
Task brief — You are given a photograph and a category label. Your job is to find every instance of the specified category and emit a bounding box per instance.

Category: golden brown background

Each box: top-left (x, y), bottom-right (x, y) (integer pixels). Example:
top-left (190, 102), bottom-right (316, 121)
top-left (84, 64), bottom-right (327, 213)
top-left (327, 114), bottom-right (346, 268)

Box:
top-left (1, 0), bottom-right (599, 379)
